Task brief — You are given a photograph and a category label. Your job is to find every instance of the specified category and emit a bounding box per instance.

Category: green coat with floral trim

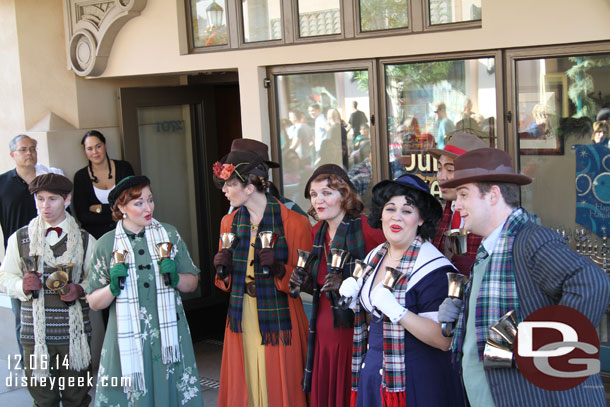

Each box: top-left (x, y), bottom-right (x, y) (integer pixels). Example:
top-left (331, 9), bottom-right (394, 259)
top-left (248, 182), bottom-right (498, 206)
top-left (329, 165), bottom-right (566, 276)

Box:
top-left (86, 223), bottom-right (203, 407)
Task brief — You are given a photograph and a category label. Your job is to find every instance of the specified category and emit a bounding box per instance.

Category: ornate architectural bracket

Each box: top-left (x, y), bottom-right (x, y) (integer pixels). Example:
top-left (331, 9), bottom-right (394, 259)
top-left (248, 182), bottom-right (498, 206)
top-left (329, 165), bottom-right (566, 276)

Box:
top-left (65, 0), bottom-right (148, 77)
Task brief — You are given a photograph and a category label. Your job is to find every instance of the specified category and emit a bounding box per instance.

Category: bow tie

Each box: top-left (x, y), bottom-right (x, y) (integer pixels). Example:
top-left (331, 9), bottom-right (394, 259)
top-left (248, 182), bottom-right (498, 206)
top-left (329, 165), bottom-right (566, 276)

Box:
top-left (46, 227), bottom-right (62, 237)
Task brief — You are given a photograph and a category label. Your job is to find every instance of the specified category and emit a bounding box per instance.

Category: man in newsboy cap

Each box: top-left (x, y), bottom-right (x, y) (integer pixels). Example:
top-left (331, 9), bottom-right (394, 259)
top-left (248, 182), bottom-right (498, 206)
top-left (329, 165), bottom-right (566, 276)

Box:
top-left (437, 148), bottom-right (610, 407)
top-left (0, 173), bottom-right (95, 406)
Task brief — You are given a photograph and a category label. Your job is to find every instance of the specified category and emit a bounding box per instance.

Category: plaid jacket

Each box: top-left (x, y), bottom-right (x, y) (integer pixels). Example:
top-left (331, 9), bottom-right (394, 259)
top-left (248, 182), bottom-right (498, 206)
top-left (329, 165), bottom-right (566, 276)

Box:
top-left (431, 202), bottom-right (482, 276)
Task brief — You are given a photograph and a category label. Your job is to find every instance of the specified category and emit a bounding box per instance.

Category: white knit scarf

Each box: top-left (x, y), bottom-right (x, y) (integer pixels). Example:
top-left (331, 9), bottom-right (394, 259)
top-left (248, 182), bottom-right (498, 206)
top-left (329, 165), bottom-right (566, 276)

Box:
top-left (27, 212), bottom-right (90, 379)
top-left (113, 218), bottom-right (180, 395)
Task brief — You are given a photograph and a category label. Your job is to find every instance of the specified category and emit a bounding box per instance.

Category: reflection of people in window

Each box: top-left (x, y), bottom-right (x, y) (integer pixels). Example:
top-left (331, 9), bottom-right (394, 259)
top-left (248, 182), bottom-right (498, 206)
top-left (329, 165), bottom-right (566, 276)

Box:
top-left (346, 101), bottom-right (368, 142)
top-left (525, 104), bottom-right (552, 139)
top-left (433, 102), bottom-right (455, 149)
top-left (592, 121), bottom-right (609, 146)
top-left (289, 110), bottom-right (314, 166)
top-left (309, 104), bottom-right (328, 156)
top-left (316, 109), bottom-right (344, 167)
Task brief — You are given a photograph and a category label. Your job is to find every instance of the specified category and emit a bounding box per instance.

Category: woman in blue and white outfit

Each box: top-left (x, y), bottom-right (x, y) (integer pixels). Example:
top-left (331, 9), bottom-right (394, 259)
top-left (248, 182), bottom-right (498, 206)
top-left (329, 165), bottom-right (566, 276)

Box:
top-left (339, 174), bottom-right (464, 407)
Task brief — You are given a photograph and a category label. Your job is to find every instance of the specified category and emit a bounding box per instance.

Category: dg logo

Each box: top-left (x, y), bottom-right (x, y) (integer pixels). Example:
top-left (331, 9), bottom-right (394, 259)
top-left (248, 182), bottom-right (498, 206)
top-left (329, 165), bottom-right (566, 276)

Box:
top-left (514, 305), bottom-right (601, 391)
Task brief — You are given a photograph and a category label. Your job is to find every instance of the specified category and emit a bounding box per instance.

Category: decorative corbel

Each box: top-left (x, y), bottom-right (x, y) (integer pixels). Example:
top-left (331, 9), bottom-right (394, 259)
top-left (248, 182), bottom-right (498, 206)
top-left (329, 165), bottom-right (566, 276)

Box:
top-left (65, 0), bottom-right (148, 77)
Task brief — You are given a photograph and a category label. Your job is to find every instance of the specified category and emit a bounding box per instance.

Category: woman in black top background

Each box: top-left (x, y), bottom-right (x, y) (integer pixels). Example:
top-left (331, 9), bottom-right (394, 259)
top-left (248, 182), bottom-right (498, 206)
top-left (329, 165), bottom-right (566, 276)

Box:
top-left (73, 130), bottom-right (135, 239)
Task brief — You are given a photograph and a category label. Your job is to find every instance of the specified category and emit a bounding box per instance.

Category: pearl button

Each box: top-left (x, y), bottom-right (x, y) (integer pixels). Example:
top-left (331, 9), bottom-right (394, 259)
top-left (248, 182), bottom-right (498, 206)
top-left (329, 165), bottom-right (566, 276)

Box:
top-left (362, 362), bottom-right (366, 368)
top-left (143, 282), bottom-right (150, 288)
top-left (138, 249), bottom-right (145, 255)
top-left (379, 369), bottom-right (383, 376)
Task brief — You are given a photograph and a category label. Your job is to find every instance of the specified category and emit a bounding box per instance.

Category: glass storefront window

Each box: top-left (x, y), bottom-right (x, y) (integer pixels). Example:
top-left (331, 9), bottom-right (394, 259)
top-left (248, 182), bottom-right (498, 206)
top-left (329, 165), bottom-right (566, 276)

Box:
top-left (384, 57), bottom-right (497, 196)
top-left (428, 0), bottom-right (481, 26)
top-left (359, 0), bottom-right (408, 32)
top-left (515, 53), bottom-right (610, 351)
top-left (191, 0), bottom-right (229, 47)
top-left (274, 70), bottom-right (372, 210)
top-left (297, 0), bottom-right (341, 37)
top-left (242, 0), bottom-right (282, 43)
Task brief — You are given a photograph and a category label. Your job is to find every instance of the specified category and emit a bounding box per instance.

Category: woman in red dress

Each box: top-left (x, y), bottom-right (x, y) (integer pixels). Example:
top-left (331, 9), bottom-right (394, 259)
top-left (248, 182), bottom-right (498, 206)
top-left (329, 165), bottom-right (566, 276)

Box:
top-left (290, 164), bottom-right (385, 407)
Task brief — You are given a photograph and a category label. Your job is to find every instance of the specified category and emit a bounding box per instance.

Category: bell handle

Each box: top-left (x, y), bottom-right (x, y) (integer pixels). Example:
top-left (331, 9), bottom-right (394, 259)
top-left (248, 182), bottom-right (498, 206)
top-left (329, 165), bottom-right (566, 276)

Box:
top-left (163, 273), bottom-right (172, 287)
top-left (338, 295), bottom-right (352, 310)
top-left (441, 322), bottom-right (454, 337)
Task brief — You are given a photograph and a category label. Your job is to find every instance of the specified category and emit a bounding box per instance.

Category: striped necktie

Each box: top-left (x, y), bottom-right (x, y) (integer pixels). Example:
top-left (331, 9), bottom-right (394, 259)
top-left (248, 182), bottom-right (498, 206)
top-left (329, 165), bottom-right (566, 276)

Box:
top-left (474, 245), bottom-right (489, 265)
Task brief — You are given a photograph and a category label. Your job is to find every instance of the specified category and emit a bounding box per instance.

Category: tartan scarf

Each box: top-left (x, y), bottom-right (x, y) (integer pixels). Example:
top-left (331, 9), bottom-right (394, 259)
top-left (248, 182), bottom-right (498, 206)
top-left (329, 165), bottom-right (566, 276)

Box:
top-left (113, 219), bottom-right (180, 395)
top-left (303, 214), bottom-right (366, 392)
top-left (452, 207), bottom-right (529, 362)
top-left (351, 237), bottom-right (423, 407)
top-left (228, 194), bottom-right (291, 345)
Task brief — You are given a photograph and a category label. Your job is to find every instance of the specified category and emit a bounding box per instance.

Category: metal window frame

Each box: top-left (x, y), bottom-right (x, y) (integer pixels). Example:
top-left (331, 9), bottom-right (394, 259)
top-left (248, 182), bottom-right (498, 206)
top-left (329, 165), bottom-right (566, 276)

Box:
top-left (186, 0), bottom-right (237, 53)
top-left (422, 0), bottom-right (482, 32)
top-left (235, 0), bottom-right (288, 47)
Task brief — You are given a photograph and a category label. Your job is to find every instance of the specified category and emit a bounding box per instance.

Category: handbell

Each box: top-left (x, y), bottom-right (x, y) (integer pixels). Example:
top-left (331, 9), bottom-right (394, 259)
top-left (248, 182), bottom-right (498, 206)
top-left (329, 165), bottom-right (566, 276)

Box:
top-left (490, 310), bottom-right (518, 345)
top-left (111, 250), bottom-right (129, 291)
top-left (339, 260), bottom-right (373, 310)
top-left (483, 339), bottom-right (514, 369)
top-left (289, 249), bottom-right (317, 298)
top-left (20, 255), bottom-right (40, 299)
top-left (258, 231), bottom-right (277, 275)
top-left (329, 249), bottom-right (350, 274)
top-left (441, 272), bottom-right (469, 337)
top-left (217, 233), bottom-right (238, 280)
top-left (46, 269), bottom-right (74, 306)
top-left (155, 242), bottom-right (174, 287)
top-left (444, 228), bottom-right (469, 255)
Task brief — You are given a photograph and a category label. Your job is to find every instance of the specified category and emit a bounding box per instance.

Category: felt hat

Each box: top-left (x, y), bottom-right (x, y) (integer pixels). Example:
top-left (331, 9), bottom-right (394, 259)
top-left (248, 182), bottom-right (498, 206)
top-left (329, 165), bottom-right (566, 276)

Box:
top-left (304, 164), bottom-right (356, 199)
top-left (108, 175), bottom-right (151, 207)
top-left (213, 149), bottom-right (267, 186)
top-left (439, 148), bottom-right (532, 188)
top-left (427, 131), bottom-right (488, 160)
top-left (231, 138), bottom-right (280, 168)
top-left (29, 173), bottom-right (73, 195)
top-left (372, 174), bottom-right (442, 218)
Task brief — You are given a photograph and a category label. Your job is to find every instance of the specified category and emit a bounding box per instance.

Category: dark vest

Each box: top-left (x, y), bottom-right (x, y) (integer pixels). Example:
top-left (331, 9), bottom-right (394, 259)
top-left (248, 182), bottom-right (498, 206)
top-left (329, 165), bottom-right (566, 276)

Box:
top-left (16, 226), bottom-right (91, 346)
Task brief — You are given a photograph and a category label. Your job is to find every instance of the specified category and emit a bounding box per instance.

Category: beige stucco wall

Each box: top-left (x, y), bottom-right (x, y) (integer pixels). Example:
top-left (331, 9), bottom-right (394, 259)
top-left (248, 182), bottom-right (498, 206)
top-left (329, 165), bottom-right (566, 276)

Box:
top-left (0, 0), bottom-right (25, 132)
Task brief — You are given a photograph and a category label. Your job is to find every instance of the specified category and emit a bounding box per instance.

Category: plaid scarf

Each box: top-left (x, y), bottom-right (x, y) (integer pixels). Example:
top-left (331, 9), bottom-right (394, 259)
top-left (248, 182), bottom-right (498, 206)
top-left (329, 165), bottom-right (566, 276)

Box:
top-left (114, 219), bottom-right (180, 395)
top-left (303, 214), bottom-right (366, 392)
top-left (452, 207), bottom-right (529, 362)
top-left (228, 194), bottom-right (291, 345)
top-left (351, 237), bottom-right (423, 406)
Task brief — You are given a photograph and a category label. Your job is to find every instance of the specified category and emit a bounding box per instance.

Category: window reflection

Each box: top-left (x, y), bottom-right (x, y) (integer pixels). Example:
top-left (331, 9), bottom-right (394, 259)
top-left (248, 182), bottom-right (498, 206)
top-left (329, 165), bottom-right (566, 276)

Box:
top-left (275, 70), bottom-right (371, 210)
top-left (242, 0), bottom-right (282, 43)
top-left (297, 0), bottom-right (341, 37)
top-left (384, 58), bottom-right (496, 196)
top-left (191, 0), bottom-right (228, 47)
top-left (428, 0), bottom-right (481, 25)
top-left (359, 0), bottom-right (408, 32)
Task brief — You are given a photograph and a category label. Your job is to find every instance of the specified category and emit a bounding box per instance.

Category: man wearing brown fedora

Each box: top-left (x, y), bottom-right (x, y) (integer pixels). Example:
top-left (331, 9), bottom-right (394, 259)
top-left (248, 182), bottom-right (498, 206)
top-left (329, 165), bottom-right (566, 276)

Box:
top-left (427, 131), bottom-right (488, 276)
top-left (437, 148), bottom-right (610, 407)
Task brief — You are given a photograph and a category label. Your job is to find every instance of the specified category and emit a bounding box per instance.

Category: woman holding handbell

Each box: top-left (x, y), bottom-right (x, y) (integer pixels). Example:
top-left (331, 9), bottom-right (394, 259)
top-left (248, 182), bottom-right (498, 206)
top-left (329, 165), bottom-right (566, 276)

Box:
top-left (289, 164), bottom-right (384, 407)
top-left (212, 148), bottom-right (311, 407)
top-left (338, 174), bottom-right (464, 407)
top-left (85, 175), bottom-right (203, 406)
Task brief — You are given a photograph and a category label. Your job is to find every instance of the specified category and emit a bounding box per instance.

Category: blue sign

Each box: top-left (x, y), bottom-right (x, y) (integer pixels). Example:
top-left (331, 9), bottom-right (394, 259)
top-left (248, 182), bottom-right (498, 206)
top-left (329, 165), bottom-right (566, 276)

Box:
top-left (575, 144), bottom-right (610, 237)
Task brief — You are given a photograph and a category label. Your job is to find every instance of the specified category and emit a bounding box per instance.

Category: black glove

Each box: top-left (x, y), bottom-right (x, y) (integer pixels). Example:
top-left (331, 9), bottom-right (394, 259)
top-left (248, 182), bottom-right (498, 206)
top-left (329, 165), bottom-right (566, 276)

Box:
top-left (269, 261), bottom-right (286, 279)
top-left (258, 248), bottom-right (275, 268)
top-left (289, 267), bottom-right (307, 288)
top-left (213, 249), bottom-right (232, 269)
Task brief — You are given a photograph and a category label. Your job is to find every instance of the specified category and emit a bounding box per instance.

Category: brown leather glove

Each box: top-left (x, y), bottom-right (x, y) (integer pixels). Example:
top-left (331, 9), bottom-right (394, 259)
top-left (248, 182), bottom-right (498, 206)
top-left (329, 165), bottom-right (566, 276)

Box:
top-left (269, 262), bottom-right (286, 279)
top-left (300, 273), bottom-right (313, 295)
top-left (22, 273), bottom-right (42, 295)
top-left (60, 283), bottom-right (85, 302)
top-left (213, 249), bottom-right (233, 269)
top-left (321, 272), bottom-right (343, 293)
top-left (289, 267), bottom-right (307, 288)
top-left (258, 248), bottom-right (275, 268)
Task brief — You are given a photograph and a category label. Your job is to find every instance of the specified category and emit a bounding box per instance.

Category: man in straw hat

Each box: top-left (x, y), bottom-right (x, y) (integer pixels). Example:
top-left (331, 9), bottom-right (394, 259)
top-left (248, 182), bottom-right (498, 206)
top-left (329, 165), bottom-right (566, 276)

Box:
top-left (0, 173), bottom-right (95, 406)
top-left (437, 148), bottom-right (610, 407)
top-left (427, 131), bottom-right (488, 276)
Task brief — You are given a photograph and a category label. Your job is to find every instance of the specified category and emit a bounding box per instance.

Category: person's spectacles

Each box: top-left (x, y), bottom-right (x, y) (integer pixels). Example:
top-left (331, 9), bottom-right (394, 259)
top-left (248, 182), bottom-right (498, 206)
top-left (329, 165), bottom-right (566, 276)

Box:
top-left (16, 146), bottom-right (37, 153)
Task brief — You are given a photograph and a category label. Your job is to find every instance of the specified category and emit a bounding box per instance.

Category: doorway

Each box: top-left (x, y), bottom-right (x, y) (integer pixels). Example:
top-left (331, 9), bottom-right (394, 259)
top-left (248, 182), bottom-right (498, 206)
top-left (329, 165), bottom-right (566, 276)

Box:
top-left (119, 81), bottom-right (242, 340)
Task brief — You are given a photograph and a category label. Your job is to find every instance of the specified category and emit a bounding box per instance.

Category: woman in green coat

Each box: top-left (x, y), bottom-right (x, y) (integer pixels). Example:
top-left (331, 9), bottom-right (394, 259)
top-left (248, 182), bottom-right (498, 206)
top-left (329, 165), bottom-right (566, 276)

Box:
top-left (86, 175), bottom-right (203, 406)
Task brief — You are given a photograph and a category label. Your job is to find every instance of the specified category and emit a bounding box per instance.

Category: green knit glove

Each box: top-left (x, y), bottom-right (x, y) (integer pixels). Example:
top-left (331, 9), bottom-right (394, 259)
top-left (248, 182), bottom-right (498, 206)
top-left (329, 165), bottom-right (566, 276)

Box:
top-left (109, 263), bottom-right (128, 296)
top-left (158, 258), bottom-right (179, 288)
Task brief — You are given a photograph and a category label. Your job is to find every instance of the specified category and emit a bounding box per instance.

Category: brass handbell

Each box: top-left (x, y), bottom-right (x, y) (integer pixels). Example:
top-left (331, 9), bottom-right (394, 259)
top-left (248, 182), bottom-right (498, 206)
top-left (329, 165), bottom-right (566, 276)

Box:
top-left (20, 255), bottom-right (40, 299)
top-left (441, 272), bottom-right (469, 337)
top-left (258, 231), bottom-right (277, 275)
top-left (444, 228), bottom-right (470, 255)
top-left (46, 265), bottom-right (74, 306)
top-left (111, 250), bottom-right (129, 290)
top-left (338, 260), bottom-right (374, 310)
top-left (483, 310), bottom-right (518, 369)
top-left (289, 249), bottom-right (317, 298)
top-left (217, 233), bottom-right (238, 279)
top-left (155, 242), bottom-right (174, 287)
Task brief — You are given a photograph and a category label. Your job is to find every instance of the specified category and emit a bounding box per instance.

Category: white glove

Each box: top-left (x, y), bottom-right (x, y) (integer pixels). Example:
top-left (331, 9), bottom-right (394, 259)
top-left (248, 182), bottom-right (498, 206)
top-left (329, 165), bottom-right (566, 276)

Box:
top-left (370, 284), bottom-right (407, 324)
top-left (339, 277), bottom-right (362, 310)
